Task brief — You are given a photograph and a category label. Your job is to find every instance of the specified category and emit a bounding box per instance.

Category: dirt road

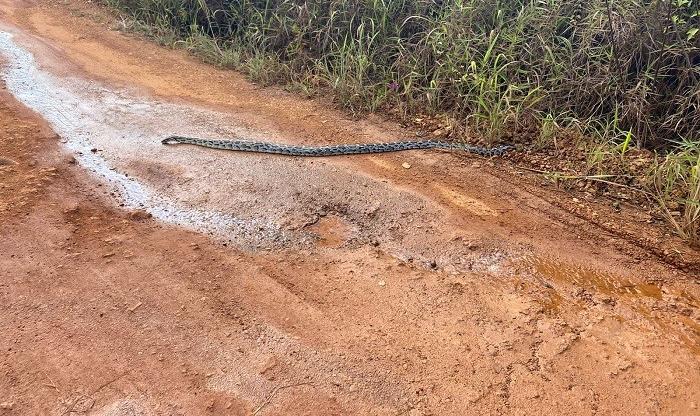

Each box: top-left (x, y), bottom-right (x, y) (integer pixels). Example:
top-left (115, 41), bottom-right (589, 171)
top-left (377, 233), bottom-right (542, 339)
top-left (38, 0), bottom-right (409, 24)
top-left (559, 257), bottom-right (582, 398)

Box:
top-left (0, 1), bottom-right (698, 414)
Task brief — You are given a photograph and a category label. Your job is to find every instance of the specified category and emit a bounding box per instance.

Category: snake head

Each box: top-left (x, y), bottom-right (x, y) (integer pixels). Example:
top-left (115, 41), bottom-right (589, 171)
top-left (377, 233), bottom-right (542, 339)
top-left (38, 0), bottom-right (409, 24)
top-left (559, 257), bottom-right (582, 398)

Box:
top-left (161, 136), bottom-right (181, 145)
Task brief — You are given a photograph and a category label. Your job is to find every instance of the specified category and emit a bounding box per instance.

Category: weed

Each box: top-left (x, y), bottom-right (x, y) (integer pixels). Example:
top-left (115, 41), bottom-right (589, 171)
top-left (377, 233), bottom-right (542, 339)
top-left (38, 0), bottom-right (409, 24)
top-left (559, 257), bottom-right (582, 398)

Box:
top-left (652, 140), bottom-right (700, 245)
top-left (100, 0), bottom-right (700, 244)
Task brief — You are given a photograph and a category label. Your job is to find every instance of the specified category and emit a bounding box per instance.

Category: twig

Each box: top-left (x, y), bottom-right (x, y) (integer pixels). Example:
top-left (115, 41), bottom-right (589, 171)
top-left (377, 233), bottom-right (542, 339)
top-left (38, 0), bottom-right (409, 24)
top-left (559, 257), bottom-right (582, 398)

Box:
top-left (252, 382), bottom-right (312, 416)
top-left (604, 0), bottom-right (624, 86)
top-left (59, 372), bottom-right (128, 416)
top-left (42, 372), bottom-right (61, 392)
top-left (515, 165), bottom-right (654, 198)
top-left (92, 372), bottom-right (128, 394)
top-left (128, 301), bottom-right (142, 312)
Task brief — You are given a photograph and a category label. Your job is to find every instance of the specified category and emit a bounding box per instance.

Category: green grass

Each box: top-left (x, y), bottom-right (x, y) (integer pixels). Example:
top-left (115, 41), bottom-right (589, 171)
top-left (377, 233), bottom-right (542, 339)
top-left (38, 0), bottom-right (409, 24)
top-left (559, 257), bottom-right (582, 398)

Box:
top-left (101, 0), bottom-right (699, 244)
top-left (652, 139), bottom-right (700, 246)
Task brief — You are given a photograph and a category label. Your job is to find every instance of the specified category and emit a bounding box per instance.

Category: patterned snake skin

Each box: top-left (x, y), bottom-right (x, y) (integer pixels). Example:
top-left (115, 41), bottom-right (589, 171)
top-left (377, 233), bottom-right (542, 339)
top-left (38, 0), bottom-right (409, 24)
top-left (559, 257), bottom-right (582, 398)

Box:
top-left (162, 135), bottom-right (512, 157)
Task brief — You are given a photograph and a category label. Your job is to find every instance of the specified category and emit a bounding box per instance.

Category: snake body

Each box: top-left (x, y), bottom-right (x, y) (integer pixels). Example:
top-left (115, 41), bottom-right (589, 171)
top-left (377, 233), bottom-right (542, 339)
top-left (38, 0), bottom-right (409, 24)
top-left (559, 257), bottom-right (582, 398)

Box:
top-left (162, 135), bottom-right (511, 157)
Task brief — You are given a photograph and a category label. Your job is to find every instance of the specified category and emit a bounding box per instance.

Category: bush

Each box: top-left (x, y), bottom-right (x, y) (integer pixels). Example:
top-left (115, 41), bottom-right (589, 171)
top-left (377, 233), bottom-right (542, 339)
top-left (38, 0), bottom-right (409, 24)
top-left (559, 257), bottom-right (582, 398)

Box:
top-left (105, 0), bottom-right (699, 148)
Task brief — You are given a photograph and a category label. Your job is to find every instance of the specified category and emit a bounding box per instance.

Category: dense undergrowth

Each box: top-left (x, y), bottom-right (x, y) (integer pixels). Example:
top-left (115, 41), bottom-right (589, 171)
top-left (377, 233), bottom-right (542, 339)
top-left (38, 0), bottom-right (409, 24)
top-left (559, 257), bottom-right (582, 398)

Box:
top-left (102, 0), bottom-right (699, 244)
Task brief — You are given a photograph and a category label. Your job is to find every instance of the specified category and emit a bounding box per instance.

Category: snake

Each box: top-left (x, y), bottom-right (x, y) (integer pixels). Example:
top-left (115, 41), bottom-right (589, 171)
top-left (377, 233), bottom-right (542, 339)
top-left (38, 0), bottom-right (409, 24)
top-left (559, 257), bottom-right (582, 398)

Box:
top-left (161, 135), bottom-right (511, 157)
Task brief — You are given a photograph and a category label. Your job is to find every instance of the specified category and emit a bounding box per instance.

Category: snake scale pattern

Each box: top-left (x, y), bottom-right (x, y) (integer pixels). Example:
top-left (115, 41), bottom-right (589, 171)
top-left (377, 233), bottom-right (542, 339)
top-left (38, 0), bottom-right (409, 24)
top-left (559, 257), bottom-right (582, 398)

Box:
top-left (162, 135), bottom-right (511, 157)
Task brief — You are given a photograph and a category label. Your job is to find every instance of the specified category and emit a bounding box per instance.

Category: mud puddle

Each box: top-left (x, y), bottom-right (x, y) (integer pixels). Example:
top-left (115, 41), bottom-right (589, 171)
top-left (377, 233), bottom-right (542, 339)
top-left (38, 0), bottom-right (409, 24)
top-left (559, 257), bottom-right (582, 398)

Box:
top-left (523, 255), bottom-right (700, 353)
top-left (528, 256), bottom-right (663, 300)
top-left (0, 28), bottom-right (519, 270)
top-left (0, 30), bottom-right (289, 248)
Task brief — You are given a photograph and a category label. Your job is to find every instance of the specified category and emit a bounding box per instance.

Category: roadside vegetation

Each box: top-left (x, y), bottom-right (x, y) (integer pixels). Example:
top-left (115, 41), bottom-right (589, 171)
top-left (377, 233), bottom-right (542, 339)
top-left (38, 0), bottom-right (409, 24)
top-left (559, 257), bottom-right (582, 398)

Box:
top-left (102, 0), bottom-right (699, 245)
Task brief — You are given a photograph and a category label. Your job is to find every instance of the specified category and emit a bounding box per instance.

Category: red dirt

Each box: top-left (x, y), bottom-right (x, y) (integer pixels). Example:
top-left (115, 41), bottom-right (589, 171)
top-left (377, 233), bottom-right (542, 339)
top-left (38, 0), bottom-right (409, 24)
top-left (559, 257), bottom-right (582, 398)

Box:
top-left (0, 1), bottom-right (699, 415)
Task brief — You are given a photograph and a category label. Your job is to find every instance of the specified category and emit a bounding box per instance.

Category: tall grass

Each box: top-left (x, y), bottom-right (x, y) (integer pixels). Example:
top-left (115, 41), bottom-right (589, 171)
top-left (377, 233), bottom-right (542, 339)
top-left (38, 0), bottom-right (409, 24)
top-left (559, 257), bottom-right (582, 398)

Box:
top-left (105, 0), bottom-right (699, 146)
top-left (653, 140), bottom-right (700, 246)
top-left (103, 0), bottom-right (699, 243)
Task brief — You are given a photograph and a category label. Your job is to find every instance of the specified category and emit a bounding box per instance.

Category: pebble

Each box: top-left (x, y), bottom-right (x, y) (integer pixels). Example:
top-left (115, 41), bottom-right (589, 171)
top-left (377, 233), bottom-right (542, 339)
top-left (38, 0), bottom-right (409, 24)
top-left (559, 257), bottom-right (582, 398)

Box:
top-left (402, 162), bottom-right (411, 169)
top-left (378, 280), bottom-right (386, 287)
top-left (128, 210), bottom-right (152, 221)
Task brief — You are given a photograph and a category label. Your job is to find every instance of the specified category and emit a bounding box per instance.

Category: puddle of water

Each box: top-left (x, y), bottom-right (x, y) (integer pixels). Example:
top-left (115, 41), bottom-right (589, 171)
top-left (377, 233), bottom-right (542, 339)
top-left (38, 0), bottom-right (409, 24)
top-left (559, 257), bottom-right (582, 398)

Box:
top-left (542, 289), bottom-right (564, 314)
top-left (525, 256), bottom-right (700, 354)
top-left (0, 30), bottom-right (286, 249)
top-left (526, 256), bottom-right (662, 300)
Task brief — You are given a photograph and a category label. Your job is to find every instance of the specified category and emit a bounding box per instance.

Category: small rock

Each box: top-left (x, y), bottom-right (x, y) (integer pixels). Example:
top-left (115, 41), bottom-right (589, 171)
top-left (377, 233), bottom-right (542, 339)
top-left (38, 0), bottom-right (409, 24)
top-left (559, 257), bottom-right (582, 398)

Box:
top-left (128, 210), bottom-right (152, 221)
top-left (206, 399), bottom-right (215, 410)
top-left (600, 297), bottom-right (616, 306)
top-left (378, 280), bottom-right (386, 287)
top-left (90, 148), bottom-right (98, 153)
top-left (402, 162), bottom-right (411, 169)
top-left (0, 402), bottom-right (14, 410)
top-left (429, 260), bottom-right (437, 269)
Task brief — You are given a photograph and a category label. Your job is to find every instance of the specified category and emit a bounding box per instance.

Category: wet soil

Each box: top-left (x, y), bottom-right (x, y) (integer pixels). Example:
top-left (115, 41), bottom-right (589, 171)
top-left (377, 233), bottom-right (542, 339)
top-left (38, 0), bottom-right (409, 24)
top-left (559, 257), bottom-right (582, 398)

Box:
top-left (0, 0), bottom-right (699, 415)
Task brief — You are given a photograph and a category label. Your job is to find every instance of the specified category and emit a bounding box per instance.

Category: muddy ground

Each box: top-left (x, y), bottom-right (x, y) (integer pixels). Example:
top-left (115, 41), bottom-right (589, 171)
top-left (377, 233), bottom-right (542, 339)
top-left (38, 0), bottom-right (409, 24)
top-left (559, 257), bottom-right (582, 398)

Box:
top-left (0, 0), bottom-right (698, 415)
